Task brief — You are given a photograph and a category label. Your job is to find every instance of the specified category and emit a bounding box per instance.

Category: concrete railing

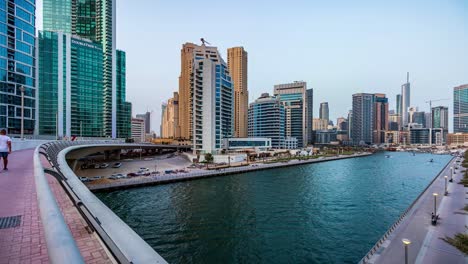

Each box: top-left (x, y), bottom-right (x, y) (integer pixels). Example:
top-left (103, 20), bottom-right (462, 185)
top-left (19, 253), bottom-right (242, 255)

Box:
top-left (34, 145), bottom-right (85, 264)
top-left (36, 141), bottom-right (167, 264)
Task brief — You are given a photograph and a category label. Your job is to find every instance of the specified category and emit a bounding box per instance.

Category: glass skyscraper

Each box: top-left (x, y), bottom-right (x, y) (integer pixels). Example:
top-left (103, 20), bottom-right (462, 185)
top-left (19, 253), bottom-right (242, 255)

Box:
top-left (0, 0), bottom-right (36, 134)
top-left (191, 44), bottom-right (233, 154)
top-left (454, 84), bottom-right (468, 133)
top-left (306, 89), bottom-right (313, 145)
top-left (40, 0), bottom-right (130, 138)
top-left (248, 93), bottom-right (285, 148)
top-left (274, 81), bottom-right (307, 147)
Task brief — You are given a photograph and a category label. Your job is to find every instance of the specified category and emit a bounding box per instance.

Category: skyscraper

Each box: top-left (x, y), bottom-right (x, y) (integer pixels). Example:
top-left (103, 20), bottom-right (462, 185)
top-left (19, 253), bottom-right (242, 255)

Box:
top-left (191, 43), bottom-right (233, 154)
top-left (454, 84), bottom-right (468, 133)
top-left (40, 0), bottom-right (131, 138)
top-left (160, 93), bottom-right (179, 138)
top-left (274, 81), bottom-right (307, 147)
top-left (401, 73), bottom-right (411, 128)
top-left (319, 102), bottom-right (329, 122)
top-left (432, 106), bottom-right (449, 130)
top-left (178, 43), bottom-right (196, 140)
top-left (373, 94), bottom-right (388, 144)
top-left (136, 112), bottom-right (151, 134)
top-left (396, 94), bottom-right (402, 116)
top-left (351, 93), bottom-right (375, 145)
top-left (306, 89), bottom-right (314, 144)
top-left (248, 93), bottom-right (285, 148)
top-left (0, 1), bottom-right (36, 134)
top-left (227, 47), bottom-right (248, 138)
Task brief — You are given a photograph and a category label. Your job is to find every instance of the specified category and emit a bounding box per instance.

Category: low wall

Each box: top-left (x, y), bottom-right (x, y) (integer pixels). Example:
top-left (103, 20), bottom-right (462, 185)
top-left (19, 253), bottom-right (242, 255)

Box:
top-left (12, 139), bottom-right (52, 151)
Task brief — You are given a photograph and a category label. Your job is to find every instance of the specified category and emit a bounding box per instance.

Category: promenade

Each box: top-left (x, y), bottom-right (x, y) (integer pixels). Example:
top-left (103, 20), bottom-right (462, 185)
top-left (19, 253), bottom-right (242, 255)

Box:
top-left (0, 148), bottom-right (112, 263)
top-left (88, 152), bottom-right (372, 191)
top-left (364, 156), bottom-right (467, 264)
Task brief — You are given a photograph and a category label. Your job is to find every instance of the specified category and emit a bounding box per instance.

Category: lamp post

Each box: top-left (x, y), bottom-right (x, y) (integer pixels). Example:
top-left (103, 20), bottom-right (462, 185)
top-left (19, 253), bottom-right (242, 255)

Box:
top-left (450, 167), bottom-right (453, 182)
top-left (444, 176), bottom-right (448, 195)
top-left (402, 238), bottom-right (411, 264)
top-left (19, 85), bottom-right (25, 140)
top-left (433, 193), bottom-right (438, 215)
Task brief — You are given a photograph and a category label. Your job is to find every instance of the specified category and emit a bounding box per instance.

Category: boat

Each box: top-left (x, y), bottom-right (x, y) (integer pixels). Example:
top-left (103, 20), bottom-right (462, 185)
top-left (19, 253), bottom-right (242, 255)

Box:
top-left (429, 159), bottom-right (434, 163)
top-left (385, 155), bottom-right (390, 158)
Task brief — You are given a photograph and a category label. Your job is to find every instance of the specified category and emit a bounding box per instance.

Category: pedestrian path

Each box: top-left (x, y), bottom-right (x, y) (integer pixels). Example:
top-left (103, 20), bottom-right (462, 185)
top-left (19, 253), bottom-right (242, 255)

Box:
top-left (0, 148), bottom-right (112, 263)
top-left (369, 157), bottom-right (467, 264)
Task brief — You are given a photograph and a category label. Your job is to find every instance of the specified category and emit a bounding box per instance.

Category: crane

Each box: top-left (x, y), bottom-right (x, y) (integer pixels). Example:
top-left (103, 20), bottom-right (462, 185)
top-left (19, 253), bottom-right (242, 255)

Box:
top-left (200, 38), bottom-right (211, 46)
top-left (425, 98), bottom-right (449, 110)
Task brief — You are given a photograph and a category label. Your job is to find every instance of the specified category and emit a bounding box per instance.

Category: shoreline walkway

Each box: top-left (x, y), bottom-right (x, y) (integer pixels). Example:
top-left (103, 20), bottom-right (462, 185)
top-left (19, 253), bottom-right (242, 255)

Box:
top-left (88, 152), bottom-right (372, 191)
top-left (0, 148), bottom-right (112, 263)
top-left (364, 156), bottom-right (467, 264)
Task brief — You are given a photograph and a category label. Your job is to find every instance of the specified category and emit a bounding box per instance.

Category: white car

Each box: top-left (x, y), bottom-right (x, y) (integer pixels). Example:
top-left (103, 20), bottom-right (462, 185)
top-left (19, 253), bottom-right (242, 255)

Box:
top-left (79, 177), bottom-right (91, 182)
top-left (100, 163), bottom-right (109, 169)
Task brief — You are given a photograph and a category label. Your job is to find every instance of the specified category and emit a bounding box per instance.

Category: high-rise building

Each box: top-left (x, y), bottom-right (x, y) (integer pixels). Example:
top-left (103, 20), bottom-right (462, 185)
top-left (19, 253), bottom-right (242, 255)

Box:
top-left (425, 112), bottom-right (432, 129)
top-left (396, 94), bottom-right (402, 116)
top-left (373, 94), bottom-right (388, 144)
top-left (178, 43), bottom-right (196, 140)
top-left (454, 84), bottom-right (468, 133)
top-left (319, 102), bottom-right (329, 122)
top-left (401, 73), bottom-right (411, 128)
top-left (351, 93), bottom-right (375, 145)
top-left (306, 89), bottom-right (313, 145)
top-left (0, 1), bottom-right (37, 134)
top-left (160, 92), bottom-right (179, 138)
top-left (274, 81), bottom-right (307, 147)
top-left (411, 111), bottom-right (426, 127)
top-left (136, 112), bottom-right (151, 134)
top-left (191, 43), bottom-right (233, 154)
top-left (227, 47), bottom-right (248, 138)
top-left (40, 0), bottom-right (131, 138)
top-left (312, 118), bottom-right (328, 131)
top-left (337, 117), bottom-right (347, 131)
top-left (347, 110), bottom-right (353, 140)
top-left (131, 118), bottom-right (145, 142)
top-left (432, 106), bottom-right (448, 129)
top-left (160, 103), bottom-right (166, 137)
top-left (248, 93), bottom-right (285, 148)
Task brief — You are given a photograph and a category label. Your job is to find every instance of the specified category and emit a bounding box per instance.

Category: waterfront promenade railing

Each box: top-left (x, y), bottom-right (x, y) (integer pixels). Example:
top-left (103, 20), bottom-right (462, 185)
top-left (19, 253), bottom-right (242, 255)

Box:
top-left (35, 141), bottom-right (168, 264)
top-left (358, 155), bottom-right (455, 264)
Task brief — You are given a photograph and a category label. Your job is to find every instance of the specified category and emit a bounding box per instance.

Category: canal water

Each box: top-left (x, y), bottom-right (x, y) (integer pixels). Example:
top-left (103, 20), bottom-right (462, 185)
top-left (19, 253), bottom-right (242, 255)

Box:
top-left (96, 152), bottom-right (452, 263)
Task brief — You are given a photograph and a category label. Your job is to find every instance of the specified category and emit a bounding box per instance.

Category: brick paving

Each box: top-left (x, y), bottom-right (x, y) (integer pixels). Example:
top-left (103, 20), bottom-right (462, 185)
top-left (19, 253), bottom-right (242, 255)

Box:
top-left (0, 148), bottom-right (113, 264)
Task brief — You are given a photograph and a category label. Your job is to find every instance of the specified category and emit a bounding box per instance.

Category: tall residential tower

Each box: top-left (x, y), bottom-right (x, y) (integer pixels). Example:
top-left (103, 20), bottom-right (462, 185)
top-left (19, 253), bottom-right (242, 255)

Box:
top-left (454, 84), bottom-right (468, 133)
top-left (0, 1), bottom-right (37, 134)
top-left (401, 72), bottom-right (411, 129)
top-left (227, 47), bottom-right (248, 138)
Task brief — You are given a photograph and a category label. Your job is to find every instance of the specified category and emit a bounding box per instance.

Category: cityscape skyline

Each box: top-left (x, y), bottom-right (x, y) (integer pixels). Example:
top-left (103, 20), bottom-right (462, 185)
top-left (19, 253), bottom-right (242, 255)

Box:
top-left (34, 1), bottom-right (468, 133)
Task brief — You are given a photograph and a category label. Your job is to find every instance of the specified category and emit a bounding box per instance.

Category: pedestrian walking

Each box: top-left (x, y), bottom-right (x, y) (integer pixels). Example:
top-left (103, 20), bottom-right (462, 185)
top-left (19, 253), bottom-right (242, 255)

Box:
top-left (0, 129), bottom-right (12, 171)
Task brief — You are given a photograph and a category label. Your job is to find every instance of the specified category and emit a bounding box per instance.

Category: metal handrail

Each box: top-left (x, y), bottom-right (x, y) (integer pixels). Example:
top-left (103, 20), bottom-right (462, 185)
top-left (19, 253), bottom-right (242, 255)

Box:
top-left (33, 146), bottom-right (85, 264)
top-left (57, 144), bottom-right (167, 264)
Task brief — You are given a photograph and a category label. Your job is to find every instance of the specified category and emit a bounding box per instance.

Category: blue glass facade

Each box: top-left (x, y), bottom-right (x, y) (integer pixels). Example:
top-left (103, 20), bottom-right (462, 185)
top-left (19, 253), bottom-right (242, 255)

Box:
top-left (248, 94), bottom-right (285, 148)
top-left (0, 0), bottom-right (36, 134)
top-left (351, 93), bottom-right (375, 145)
top-left (454, 85), bottom-right (468, 133)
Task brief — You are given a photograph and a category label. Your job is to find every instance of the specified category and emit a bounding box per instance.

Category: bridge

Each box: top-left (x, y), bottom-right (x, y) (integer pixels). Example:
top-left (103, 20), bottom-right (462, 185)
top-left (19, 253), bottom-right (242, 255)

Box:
top-left (0, 140), bottom-right (179, 264)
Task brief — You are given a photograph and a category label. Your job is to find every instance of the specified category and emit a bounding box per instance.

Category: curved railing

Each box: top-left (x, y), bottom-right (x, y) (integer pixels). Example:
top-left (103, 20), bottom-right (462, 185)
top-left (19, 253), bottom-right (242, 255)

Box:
top-left (36, 141), bottom-right (167, 264)
top-left (358, 156), bottom-right (455, 264)
top-left (34, 145), bottom-right (85, 264)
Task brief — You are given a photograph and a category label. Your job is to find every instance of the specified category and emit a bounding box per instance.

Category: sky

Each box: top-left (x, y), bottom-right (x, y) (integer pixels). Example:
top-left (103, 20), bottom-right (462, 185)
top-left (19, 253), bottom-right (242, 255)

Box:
top-left (37, 0), bottom-right (468, 133)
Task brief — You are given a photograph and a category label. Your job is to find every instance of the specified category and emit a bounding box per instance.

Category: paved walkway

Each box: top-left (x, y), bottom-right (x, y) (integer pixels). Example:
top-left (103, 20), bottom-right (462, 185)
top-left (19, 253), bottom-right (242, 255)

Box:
top-left (0, 148), bottom-right (112, 264)
top-left (371, 157), bottom-right (467, 264)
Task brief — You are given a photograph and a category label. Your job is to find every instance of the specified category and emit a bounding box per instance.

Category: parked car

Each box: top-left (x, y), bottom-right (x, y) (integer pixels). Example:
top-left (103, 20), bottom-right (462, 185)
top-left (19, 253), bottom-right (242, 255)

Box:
top-left (139, 167), bottom-right (149, 171)
top-left (100, 163), bottom-right (109, 169)
top-left (90, 176), bottom-right (103, 180)
top-left (79, 177), bottom-right (91, 182)
top-left (112, 162), bottom-right (122, 168)
top-left (127, 173), bottom-right (137, 177)
top-left (94, 164), bottom-right (100, 169)
top-left (80, 164), bottom-right (88, 170)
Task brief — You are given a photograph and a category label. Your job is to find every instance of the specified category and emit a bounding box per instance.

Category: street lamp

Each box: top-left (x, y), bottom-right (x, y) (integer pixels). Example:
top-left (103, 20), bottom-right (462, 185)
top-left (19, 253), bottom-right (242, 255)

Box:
top-left (433, 193), bottom-right (438, 215)
top-left (444, 176), bottom-right (448, 195)
top-left (402, 238), bottom-right (411, 264)
top-left (19, 85), bottom-right (25, 140)
top-left (450, 167), bottom-right (453, 182)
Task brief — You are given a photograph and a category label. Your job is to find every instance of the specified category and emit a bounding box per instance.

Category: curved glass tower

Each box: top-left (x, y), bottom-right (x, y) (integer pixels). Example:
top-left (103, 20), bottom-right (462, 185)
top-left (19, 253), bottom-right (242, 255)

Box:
top-left (0, 0), bottom-right (36, 134)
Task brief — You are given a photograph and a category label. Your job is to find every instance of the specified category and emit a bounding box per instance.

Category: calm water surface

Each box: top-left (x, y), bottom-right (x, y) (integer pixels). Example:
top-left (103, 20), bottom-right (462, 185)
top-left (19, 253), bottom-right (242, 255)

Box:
top-left (97, 152), bottom-right (452, 263)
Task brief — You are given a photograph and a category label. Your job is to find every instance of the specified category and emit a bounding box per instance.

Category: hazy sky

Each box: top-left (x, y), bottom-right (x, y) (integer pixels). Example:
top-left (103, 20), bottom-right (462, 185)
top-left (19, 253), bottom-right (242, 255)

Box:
top-left (37, 0), bottom-right (468, 132)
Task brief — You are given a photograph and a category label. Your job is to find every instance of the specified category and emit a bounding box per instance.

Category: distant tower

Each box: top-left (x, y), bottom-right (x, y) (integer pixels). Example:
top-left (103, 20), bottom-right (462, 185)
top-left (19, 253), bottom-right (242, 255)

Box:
top-left (319, 102), bottom-right (329, 122)
top-left (228, 47), bottom-right (248, 138)
top-left (400, 72), bottom-right (411, 129)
